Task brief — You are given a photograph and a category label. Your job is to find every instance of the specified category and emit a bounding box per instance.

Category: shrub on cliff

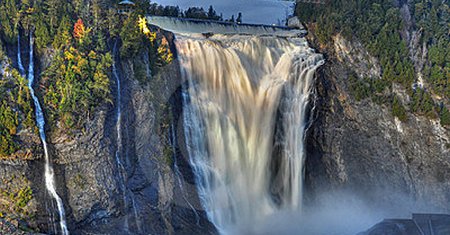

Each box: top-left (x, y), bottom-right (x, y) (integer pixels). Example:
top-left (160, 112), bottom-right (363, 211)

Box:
top-left (392, 96), bottom-right (408, 122)
top-left (0, 55), bottom-right (35, 158)
top-left (440, 106), bottom-right (450, 126)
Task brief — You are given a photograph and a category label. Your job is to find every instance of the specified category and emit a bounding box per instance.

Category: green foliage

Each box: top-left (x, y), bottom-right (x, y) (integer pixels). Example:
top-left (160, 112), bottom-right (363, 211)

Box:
top-left (392, 96), bottom-right (408, 122)
top-left (14, 186), bottom-right (32, 208)
top-left (0, 65), bottom-right (34, 158)
top-left (0, 176), bottom-right (34, 222)
top-left (33, 15), bottom-right (51, 49)
top-left (43, 46), bottom-right (112, 129)
top-left (0, 0), bottom-right (177, 139)
top-left (348, 73), bottom-right (371, 101)
top-left (296, 0), bottom-right (449, 126)
top-left (120, 14), bottom-right (147, 59)
top-left (410, 88), bottom-right (437, 119)
top-left (348, 72), bottom-right (390, 103)
top-left (440, 105), bottom-right (450, 126)
top-left (0, 0), bottom-right (19, 43)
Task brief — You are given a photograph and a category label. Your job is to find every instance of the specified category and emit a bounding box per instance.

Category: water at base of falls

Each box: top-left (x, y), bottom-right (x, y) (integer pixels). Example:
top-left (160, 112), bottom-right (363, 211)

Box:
top-left (179, 34), bottom-right (324, 233)
top-left (23, 33), bottom-right (69, 235)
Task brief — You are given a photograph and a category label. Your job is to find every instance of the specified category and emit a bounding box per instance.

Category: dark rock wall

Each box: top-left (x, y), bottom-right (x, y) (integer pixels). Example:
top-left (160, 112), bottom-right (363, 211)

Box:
top-left (51, 34), bottom-right (215, 234)
top-left (305, 39), bottom-right (450, 216)
top-left (0, 31), bottom-right (216, 234)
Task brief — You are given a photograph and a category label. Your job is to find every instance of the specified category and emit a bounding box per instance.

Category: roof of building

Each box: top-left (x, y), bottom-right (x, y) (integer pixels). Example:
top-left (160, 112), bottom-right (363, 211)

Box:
top-left (118, 0), bottom-right (135, 6)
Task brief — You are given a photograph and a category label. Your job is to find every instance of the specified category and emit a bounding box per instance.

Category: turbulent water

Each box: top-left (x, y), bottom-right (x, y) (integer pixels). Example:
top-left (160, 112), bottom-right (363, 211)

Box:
top-left (178, 34), bottom-right (323, 233)
top-left (146, 16), bottom-right (305, 37)
top-left (22, 34), bottom-right (69, 234)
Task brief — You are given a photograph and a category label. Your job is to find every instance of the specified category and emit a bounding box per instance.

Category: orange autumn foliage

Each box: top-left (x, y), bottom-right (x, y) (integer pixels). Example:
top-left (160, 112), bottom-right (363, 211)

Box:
top-left (73, 19), bottom-right (85, 41)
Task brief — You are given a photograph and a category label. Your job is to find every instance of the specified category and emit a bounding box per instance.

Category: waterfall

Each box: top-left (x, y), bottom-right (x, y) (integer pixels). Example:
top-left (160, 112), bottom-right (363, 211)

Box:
top-left (178, 34), bottom-right (323, 233)
top-left (25, 34), bottom-right (69, 234)
top-left (112, 40), bottom-right (131, 232)
top-left (147, 16), bottom-right (305, 37)
top-left (17, 33), bottom-right (25, 76)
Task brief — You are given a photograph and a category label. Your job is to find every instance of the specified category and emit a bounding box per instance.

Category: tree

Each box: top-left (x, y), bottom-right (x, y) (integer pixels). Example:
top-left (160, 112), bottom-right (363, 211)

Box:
top-left (236, 12), bottom-right (242, 24)
top-left (440, 105), bottom-right (450, 126)
top-left (73, 19), bottom-right (86, 41)
top-left (52, 16), bottom-right (72, 49)
top-left (229, 15), bottom-right (235, 23)
top-left (392, 96), bottom-right (407, 122)
top-left (208, 5), bottom-right (216, 19)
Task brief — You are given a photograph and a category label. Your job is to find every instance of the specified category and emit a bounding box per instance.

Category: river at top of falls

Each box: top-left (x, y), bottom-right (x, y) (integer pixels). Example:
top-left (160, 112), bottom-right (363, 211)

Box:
top-left (146, 16), bottom-right (305, 37)
top-left (22, 33), bottom-right (69, 235)
top-left (178, 33), bottom-right (324, 234)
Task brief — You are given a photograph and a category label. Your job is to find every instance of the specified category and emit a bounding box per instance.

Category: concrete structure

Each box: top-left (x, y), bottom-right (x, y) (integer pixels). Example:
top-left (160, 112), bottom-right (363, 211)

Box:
top-left (298, 0), bottom-right (326, 4)
top-left (288, 16), bottom-right (303, 29)
top-left (360, 214), bottom-right (450, 235)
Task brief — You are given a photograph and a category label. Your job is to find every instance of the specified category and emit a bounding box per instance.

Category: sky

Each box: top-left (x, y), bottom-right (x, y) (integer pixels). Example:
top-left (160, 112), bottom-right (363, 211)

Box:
top-left (152, 0), bottom-right (295, 25)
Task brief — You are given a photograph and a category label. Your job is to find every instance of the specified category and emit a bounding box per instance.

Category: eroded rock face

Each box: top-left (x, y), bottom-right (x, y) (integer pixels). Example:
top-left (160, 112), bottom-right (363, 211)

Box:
top-left (48, 36), bottom-right (215, 234)
top-left (305, 46), bottom-right (450, 216)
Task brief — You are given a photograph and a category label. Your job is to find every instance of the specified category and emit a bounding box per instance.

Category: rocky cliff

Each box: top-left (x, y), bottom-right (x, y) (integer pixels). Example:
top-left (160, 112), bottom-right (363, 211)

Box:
top-left (46, 33), bottom-right (215, 234)
top-left (304, 28), bottom-right (450, 218)
top-left (0, 29), bottom-right (215, 234)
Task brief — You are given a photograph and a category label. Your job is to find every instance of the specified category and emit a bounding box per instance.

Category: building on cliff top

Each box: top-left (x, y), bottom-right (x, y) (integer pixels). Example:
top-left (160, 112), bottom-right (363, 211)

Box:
top-left (118, 0), bottom-right (135, 14)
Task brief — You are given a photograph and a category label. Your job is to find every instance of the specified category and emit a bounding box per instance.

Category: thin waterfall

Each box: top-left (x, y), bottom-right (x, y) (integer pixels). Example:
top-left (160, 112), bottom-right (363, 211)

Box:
top-left (170, 122), bottom-right (200, 225)
top-left (178, 34), bottom-right (324, 233)
top-left (25, 33), bottom-right (69, 235)
top-left (17, 33), bottom-right (25, 76)
top-left (112, 40), bottom-right (130, 231)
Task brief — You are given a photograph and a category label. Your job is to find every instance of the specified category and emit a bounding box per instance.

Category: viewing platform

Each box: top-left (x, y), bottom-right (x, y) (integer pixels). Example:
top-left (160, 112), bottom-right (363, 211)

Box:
top-left (360, 214), bottom-right (450, 235)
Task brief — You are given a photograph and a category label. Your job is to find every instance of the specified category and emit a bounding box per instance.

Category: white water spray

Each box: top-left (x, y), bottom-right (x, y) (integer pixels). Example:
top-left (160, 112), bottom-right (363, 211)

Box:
top-left (24, 34), bottom-right (69, 235)
top-left (178, 34), bottom-right (323, 233)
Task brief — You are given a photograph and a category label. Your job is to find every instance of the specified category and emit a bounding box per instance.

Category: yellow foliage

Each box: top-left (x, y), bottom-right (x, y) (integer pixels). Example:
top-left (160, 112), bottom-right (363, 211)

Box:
top-left (158, 41), bottom-right (173, 64)
top-left (138, 16), bottom-right (157, 42)
top-left (64, 50), bottom-right (74, 61)
top-left (88, 50), bottom-right (97, 59)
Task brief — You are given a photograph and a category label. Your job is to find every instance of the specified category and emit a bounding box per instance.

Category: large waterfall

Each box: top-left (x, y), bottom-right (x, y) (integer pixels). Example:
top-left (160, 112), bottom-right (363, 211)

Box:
top-left (178, 34), bottom-right (324, 233)
top-left (23, 34), bottom-right (69, 235)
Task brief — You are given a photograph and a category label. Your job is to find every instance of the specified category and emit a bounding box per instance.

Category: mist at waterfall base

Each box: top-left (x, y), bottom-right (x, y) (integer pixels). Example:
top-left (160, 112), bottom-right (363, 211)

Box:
top-left (177, 33), bottom-right (334, 234)
top-left (153, 0), bottom-right (293, 25)
top-left (168, 23), bottom-right (438, 234)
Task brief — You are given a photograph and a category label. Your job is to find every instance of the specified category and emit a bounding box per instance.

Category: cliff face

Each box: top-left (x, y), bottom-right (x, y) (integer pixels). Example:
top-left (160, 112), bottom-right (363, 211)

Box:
top-left (305, 32), bottom-right (450, 215)
top-left (0, 30), bottom-right (215, 234)
top-left (46, 35), bottom-right (215, 234)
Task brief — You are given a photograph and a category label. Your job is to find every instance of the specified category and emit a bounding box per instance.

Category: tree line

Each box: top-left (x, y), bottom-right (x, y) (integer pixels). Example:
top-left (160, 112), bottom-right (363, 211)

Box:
top-left (296, 0), bottom-right (450, 126)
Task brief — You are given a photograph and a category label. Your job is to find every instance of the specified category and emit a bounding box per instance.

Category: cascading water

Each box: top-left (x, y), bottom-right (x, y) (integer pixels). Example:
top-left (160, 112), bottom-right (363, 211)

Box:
top-left (112, 41), bottom-right (130, 231)
top-left (147, 16), bottom-right (305, 36)
top-left (178, 34), bottom-right (324, 233)
top-left (17, 33), bottom-right (25, 77)
top-left (24, 33), bottom-right (69, 235)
